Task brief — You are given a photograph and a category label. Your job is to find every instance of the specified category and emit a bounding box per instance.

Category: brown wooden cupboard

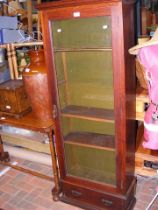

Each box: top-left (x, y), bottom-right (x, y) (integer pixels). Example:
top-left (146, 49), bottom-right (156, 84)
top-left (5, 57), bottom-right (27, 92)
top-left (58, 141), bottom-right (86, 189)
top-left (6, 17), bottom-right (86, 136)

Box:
top-left (37, 1), bottom-right (137, 209)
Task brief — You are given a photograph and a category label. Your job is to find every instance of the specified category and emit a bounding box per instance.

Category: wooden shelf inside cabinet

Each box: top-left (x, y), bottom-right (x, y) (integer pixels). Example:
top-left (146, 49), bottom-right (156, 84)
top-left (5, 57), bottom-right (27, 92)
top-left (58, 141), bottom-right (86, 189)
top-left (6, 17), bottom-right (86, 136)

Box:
top-left (64, 132), bottom-right (115, 151)
top-left (54, 47), bottom-right (112, 52)
top-left (61, 105), bottom-right (114, 122)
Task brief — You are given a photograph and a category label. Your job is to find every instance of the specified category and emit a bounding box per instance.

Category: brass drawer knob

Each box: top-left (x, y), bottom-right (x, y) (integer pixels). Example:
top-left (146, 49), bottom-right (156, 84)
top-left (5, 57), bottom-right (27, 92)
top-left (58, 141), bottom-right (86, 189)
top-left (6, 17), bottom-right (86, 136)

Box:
top-left (6, 105), bottom-right (11, 110)
top-left (71, 190), bottom-right (82, 197)
top-left (101, 198), bottom-right (113, 207)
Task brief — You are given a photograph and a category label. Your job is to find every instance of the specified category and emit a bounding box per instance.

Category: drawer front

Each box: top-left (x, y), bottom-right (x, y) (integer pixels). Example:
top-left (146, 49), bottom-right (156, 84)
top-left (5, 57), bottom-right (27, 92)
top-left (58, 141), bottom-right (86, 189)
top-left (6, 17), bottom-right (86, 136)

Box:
top-left (2, 90), bottom-right (18, 113)
top-left (16, 87), bottom-right (30, 112)
top-left (62, 183), bottom-right (123, 210)
top-left (62, 184), bottom-right (89, 203)
top-left (0, 92), bottom-right (6, 111)
top-left (0, 88), bottom-right (30, 114)
top-left (0, 90), bottom-right (18, 113)
top-left (94, 191), bottom-right (123, 210)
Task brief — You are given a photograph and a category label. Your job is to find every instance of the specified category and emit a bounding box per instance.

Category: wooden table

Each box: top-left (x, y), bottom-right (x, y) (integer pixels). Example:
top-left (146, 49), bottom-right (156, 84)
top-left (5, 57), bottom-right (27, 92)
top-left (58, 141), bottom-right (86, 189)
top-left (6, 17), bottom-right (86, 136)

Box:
top-left (0, 111), bottom-right (60, 200)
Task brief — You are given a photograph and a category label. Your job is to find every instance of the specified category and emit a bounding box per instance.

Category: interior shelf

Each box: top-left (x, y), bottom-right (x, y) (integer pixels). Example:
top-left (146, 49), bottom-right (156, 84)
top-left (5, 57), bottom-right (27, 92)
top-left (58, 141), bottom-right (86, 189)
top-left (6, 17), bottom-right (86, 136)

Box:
top-left (54, 47), bottom-right (112, 52)
top-left (64, 132), bottom-right (115, 151)
top-left (61, 105), bottom-right (114, 122)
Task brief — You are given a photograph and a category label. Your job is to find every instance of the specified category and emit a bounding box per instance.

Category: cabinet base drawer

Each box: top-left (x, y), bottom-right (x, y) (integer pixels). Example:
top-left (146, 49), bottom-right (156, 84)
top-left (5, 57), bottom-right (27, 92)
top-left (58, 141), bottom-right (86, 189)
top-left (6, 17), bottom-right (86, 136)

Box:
top-left (61, 182), bottom-right (136, 210)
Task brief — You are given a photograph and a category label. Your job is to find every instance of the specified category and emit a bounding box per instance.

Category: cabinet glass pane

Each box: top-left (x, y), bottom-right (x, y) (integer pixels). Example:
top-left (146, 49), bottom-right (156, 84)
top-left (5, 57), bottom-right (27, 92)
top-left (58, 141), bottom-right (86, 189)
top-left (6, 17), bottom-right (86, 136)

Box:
top-left (51, 16), bottom-right (116, 186)
top-left (65, 144), bottom-right (116, 185)
top-left (61, 117), bottom-right (115, 136)
top-left (55, 51), bottom-right (114, 109)
top-left (52, 17), bottom-right (111, 49)
top-left (62, 116), bottom-right (116, 185)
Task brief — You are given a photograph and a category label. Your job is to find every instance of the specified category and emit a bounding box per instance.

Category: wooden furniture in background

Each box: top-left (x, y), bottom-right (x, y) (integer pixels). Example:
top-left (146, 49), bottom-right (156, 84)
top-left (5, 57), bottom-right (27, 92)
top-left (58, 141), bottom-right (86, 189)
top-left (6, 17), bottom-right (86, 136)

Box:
top-left (26, 0), bottom-right (33, 33)
top-left (38, 0), bottom-right (136, 209)
top-left (135, 87), bottom-right (158, 176)
top-left (0, 80), bottom-right (31, 118)
top-left (26, 0), bottom-right (42, 36)
top-left (0, 42), bottom-right (59, 187)
top-left (37, 0), bottom-right (42, 40)
top-left (0, 135), bottom-right (9, 162)
top-left (141, 7), bottom-right (153, 35)
top-left (135, 122), bottom-right (158, 177)
top-left (136, 58), bottom-right (148, 90)
top-left (136, 87), bottom-right (149, 121)
top-left (0, 112), bottom-right (60, 188)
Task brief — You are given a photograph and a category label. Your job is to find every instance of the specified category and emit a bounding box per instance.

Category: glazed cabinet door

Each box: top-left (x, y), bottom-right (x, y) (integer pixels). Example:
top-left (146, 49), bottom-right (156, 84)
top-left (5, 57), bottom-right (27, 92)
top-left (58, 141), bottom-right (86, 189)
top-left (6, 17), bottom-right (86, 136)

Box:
top-left (38, 1), bottom-right (136, 196)
top-left (52, 15), bottom-right (116, 186)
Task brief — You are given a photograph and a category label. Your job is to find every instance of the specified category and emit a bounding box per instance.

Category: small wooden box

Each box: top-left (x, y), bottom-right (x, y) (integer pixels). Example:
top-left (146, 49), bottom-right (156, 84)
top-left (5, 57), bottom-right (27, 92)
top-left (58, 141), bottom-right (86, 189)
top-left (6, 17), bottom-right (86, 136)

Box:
top-left (0, 80), bottom-right (31, 118)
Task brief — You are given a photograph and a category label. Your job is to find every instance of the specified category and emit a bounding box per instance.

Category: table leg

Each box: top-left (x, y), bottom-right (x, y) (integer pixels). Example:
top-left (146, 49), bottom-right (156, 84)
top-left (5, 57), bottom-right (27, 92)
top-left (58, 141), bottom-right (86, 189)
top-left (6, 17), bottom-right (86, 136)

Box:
top-left (48, 129), bottom-right (60, 201)
top-left (0, 135), bottom-right (10, 162)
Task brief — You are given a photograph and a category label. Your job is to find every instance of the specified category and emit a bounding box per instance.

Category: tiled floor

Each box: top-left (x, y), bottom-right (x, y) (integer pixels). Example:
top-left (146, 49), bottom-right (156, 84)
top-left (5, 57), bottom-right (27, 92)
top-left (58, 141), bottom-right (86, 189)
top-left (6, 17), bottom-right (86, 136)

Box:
top-left (1, 156), bottom-right (158, 210)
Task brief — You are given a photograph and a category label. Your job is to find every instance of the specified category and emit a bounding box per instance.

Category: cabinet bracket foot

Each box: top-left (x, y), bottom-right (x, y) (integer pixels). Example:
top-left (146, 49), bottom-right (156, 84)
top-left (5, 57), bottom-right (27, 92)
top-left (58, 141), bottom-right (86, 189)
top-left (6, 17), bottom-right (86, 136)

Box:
top-left (0, 151), bottom-right (10, 162)
top-left (52, 187), bottom-right (61, 201)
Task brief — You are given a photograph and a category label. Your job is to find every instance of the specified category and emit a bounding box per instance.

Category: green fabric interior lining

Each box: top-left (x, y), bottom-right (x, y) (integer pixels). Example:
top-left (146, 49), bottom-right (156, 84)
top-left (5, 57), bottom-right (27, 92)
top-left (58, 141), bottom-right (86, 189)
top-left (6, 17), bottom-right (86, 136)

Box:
top-left (52, 16), bottom-right (111, 49)
top-left (61, 117), bottom-right (115, 136)
top-left (55, 51), bottom-right (114, 109)
top-left (65, 143), bottom-right (116, 185)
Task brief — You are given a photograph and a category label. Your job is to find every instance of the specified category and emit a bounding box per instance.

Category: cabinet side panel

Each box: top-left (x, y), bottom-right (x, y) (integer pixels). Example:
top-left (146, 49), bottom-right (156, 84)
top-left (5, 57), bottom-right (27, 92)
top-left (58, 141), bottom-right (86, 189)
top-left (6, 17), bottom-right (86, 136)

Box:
top-left (111, 3), bottom-right (126, 192)
top-left (123, 3), bottom-right (136, 192)
top-left (111, 2), bottom-right (136, 194)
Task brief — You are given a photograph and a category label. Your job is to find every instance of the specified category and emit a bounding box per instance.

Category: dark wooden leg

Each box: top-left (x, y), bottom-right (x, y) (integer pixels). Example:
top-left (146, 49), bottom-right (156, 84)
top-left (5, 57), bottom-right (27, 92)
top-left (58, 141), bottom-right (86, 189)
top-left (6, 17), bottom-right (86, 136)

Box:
top-left (52, 188), bottom-right (60, 201)
top-left (48, 129), bottom-right (60, 201)
top-left (0, 135), bottom-right (10, 162)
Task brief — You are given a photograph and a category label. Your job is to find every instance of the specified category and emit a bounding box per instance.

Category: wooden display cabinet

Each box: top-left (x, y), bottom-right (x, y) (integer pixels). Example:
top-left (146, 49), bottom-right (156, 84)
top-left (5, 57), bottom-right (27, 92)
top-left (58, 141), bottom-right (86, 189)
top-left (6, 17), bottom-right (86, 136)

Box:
top-left (37, 0), bottom-right (136, 209)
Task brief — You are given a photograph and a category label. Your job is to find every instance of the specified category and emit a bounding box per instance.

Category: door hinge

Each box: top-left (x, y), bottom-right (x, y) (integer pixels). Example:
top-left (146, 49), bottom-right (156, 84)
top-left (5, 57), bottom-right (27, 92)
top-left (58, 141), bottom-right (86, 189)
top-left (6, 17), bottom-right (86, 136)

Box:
top-left (52, 105), bottom-right (57, 119)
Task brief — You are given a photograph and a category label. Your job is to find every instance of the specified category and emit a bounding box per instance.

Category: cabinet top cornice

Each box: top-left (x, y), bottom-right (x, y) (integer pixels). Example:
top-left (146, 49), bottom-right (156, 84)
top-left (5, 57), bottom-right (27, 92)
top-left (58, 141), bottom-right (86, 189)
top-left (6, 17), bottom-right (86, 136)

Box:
top-left (37, 0), bottom-right (134, 11)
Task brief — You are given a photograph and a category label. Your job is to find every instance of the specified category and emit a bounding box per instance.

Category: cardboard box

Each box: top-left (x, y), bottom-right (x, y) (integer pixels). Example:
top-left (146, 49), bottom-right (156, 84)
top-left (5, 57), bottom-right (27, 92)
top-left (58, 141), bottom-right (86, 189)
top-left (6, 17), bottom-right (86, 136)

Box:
top-left (0, 63), bottom-right (11, 84)
top-left (0, 29), bottom-right (25, 44)
top-left (0, 16), bottom-right (18, 29)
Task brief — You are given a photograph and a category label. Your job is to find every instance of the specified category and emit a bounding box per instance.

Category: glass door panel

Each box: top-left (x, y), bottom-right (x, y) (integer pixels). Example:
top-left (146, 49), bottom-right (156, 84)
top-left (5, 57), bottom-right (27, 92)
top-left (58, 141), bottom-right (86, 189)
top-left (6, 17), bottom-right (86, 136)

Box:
top-left (51, 16), bottom-right (116, 186)
top-left (52, 17), bottom-right (111, 49)
top-left (65, 144), bottom-right (116, 185)
top-left (55, 51), bottom-right (114, 109)
top-left (61, 117), bottom-right (115, 137)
